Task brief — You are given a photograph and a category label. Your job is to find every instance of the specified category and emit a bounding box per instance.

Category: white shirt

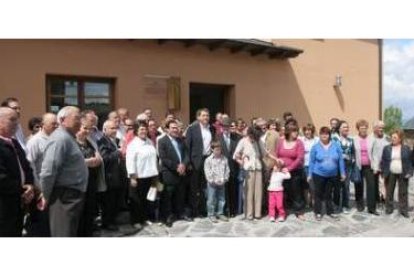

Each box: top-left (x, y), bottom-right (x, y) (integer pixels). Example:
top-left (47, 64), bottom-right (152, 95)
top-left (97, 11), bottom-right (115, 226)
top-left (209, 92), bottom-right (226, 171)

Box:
top-left (390, 146), bottom-right (403, 174)
top-left (200, 123), bottom-right (212, 156)
top-left (26, 130), bottom-right (49, 186)
top-left (126, 137), bottom-right (159, 179)
top-left (223, 131), bottom-right (231, 151)
top-left (268, 171), bottom-right (291, 192)
top-left (300, 136), bottom-right (319, 167)
top-left (14, 123), bottom-right (27, 153)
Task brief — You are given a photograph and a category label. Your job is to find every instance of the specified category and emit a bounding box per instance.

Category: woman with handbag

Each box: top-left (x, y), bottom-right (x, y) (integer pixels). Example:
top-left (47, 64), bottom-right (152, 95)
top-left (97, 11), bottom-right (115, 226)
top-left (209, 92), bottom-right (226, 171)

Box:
top-left (380, 129), bottom-right (413, 218)
top-left (332, 120), bottom-right (355, 214)
top-left (233, 126), bottom-right (266, 220)
top-left (126, 121), bottom-right (159, 227)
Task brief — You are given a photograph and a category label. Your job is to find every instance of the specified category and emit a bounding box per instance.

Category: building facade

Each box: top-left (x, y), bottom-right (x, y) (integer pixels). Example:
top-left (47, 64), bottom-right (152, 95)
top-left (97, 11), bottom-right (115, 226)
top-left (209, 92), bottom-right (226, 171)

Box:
top-left (0, 39), bottom-right (381, 133)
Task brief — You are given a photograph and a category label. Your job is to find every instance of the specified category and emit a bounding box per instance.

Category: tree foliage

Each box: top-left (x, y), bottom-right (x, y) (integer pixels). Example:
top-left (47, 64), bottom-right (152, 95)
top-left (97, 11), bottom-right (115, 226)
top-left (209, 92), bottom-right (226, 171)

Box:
top-left (383, 105), bottom-right (403, 135)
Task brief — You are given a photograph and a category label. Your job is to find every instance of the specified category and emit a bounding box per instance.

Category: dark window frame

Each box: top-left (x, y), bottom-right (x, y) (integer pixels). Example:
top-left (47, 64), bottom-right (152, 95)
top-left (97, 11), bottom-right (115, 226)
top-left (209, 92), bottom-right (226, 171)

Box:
top-left (46, 74), bottom-right (116, 113)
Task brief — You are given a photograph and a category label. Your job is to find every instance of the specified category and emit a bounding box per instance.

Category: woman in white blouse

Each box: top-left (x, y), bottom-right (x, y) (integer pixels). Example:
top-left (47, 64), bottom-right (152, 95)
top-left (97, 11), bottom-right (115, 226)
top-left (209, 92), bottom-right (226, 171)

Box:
top-left (126, 121), bottom-right (159, 226)
top-left (233, 126), bottom-right (266, 220)
top-left (299, 123), bottom-right (318, 208)
top-left (380, 129), bottom-right (413, 218)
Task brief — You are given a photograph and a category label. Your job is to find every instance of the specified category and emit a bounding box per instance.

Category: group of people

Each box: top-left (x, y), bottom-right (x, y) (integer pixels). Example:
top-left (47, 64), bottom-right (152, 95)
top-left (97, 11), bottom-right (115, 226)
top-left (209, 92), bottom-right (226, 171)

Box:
top-left (0, 97), bottom-right (412, 237)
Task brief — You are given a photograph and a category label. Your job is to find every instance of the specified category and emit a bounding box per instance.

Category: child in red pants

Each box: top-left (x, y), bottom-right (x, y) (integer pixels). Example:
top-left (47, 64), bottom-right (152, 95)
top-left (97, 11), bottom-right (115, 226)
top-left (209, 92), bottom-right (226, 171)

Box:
top-left (268, 162), bottom-right (291, 222)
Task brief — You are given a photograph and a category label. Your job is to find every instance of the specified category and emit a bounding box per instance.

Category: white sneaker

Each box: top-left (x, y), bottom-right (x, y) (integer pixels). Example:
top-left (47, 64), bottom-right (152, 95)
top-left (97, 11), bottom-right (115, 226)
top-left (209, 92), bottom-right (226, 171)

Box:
top-left (269, 217), bottom-right (276, 223)
top-left (145, 220), bottom-right (153, 226)
top-left (277, 217), bottom-right (286, 223)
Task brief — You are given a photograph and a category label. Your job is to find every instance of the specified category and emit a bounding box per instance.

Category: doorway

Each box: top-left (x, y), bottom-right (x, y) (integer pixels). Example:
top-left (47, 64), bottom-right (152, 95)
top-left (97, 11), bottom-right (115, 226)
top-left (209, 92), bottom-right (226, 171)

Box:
top-left (189, 83), bottom-right (233, 123)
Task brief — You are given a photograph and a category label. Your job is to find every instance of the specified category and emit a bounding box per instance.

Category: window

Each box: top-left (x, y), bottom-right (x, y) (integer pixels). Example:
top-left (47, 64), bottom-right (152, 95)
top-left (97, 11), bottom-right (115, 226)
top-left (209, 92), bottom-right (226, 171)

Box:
top-left (46, 75), bottom-right (115, 118)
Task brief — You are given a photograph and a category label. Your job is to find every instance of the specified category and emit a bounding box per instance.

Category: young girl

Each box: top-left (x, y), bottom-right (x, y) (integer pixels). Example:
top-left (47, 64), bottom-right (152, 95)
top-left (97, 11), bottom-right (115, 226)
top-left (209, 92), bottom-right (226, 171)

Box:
top-left (268, 161), bottom-right (291, 222)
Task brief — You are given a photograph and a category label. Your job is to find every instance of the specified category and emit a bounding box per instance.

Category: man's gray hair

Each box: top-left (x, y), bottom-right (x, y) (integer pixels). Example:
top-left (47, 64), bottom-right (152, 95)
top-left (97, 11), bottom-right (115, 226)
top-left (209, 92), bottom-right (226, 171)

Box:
top-left (57, 106), bottom-right (79, 125)
top-left (102, 120), bottom-right (115, 131)
top-left (373, 120), bottom-right (385, 128)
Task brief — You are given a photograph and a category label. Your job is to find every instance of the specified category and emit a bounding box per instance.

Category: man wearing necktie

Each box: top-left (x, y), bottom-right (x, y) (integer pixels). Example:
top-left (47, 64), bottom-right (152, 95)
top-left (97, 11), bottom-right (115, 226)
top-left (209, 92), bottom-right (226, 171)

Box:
top-left (158, 120), bottom-right (190, 227)
top-left (218, 117), bottom-right (242, 217)
top-left (0, 107), bottom-right (35, 237)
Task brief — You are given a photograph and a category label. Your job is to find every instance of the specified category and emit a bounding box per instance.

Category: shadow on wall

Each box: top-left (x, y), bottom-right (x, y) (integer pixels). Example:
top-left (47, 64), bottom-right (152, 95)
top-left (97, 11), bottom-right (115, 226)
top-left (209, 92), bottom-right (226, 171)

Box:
top-left (334, 85), bottom-right (345, 112)
top-left (268, 60), bottom-right (313, 127)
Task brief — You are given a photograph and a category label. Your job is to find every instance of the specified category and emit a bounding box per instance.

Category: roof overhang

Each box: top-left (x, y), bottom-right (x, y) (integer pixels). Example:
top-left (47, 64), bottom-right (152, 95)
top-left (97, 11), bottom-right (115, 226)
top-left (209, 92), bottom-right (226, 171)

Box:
top-left (156, 39), bottom-right (303, 60)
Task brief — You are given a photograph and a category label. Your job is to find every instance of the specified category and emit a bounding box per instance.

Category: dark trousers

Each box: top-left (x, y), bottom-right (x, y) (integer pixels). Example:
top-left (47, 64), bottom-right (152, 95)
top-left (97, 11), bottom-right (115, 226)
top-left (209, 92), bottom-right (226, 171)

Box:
top-left (101, 188), bottom-right (122, 227)
top-left (129, 177), bottom-right (156, 224)
top-left (332, 176), bottom-right (341, 210)
top-left (0, 194), bottom-right (23, 237)
top-left (161, 179), bottom-right (186, 220)
top-left (225, 173), bottom-right (238, 217)
top-left (313, 174), bottom-right (336, 215)
top-left (78, 179), bottom-right (98, 237)
top-left (190, 165), bottom-right (207, 217)
top-left (262, 168), bottom-right (272, 215)
top-left (374, 172), bottom-right (382, 202)
top-left (385, 173), bottom-right (409, 215)
top-left (25, 208), bottom-right (51, 237)
top-left (119, 160), bottom-right (129, 210)
top-left (283, 169), bottom-right (305, 215)
top-left (48, 187), bottom-right (85, 237)
top-left (354, 165), bottom-right (376, 212)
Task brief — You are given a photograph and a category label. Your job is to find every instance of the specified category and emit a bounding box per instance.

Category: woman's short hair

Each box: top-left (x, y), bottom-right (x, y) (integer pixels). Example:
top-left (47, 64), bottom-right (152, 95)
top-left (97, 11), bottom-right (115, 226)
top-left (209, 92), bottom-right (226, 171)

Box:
top-left (133, 121), bottom-right (148, 135)
top-left (284, 124), bottom-right (299, 140)
top-left (356, 119), bottom-right (369, 130)
top-left (285, 118), bottom-right (298, 128)
top-left (391, 129), bottom-right (405, 142)
top-left (28, 116), bottom-right (42, 131)
top-left (246, 125), bottom-right (262, 141)
top-left (338, 120), bottom-right (348, 129)
top-left (302, 123), bottom-right (316, 136)
top-left (319, 126), bottom-right (332, 139)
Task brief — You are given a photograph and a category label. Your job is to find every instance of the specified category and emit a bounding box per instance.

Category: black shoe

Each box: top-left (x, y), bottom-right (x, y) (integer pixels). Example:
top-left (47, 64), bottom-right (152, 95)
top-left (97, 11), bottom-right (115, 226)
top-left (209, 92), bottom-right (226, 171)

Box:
top-left (328, 213), bottom-right (340, 219)
top-left (368, 210), bottom-right (380, 216)
top-left (400, 212), bottom-right (409, 218)
top-left (180, 215), bottom-right (193, 222)
top-left (103, 224), bottom-right (119, 231)
top-left (166, 216), bottom-right (174, 227)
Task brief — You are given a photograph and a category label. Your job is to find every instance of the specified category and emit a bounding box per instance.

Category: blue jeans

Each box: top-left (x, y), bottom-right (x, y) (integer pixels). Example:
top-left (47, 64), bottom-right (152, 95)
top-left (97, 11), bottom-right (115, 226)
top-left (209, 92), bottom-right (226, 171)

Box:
top-left (207, 184), bottom-right (226, 216)
top-left (237, 169), bottom-right (246, 214)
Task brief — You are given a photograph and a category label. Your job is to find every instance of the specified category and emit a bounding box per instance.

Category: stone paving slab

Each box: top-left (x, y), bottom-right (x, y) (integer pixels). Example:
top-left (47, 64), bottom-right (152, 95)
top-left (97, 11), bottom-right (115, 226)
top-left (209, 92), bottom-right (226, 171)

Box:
top-left (96, 179), bottom-right (414, 237)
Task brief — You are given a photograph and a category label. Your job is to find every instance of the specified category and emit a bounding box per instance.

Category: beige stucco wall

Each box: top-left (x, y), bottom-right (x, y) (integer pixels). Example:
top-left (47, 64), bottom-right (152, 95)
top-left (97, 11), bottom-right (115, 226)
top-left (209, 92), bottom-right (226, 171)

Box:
top-left (0, 39), bottom-right (380, 134)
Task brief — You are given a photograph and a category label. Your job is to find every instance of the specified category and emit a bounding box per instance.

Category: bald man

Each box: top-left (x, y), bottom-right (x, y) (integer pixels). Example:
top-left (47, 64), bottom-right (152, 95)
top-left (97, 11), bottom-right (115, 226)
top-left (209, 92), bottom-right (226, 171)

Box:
top-left (0, 107), bottom-right (35, 236)
top-left (97, 120), bottom-right (124, 231)
top-left (25, 113), bottom-right (58, 236)
top-left (39, 106), bottom-right (88, 237)
top-left (1, 97), bottom-right (27, 152)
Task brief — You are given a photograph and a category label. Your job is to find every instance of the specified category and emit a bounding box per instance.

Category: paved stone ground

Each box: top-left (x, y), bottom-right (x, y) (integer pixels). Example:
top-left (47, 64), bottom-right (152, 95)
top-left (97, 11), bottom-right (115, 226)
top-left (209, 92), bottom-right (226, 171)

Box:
top-left (97, 179), bottom-right (414, 237)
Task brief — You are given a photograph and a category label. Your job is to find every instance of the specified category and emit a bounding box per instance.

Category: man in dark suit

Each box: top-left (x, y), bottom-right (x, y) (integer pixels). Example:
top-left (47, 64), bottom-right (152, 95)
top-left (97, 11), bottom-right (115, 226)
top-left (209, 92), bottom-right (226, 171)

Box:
top-left (0, 107), bottom-right (35, 237)
top-left (185, 108), bottom-right (215, 218)
top-left (98, 120), bottom-right (123, 231)
top-left (158, 120), bottom-right (191, 227)
top-left (218, 117), bottom-right (242, 217)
